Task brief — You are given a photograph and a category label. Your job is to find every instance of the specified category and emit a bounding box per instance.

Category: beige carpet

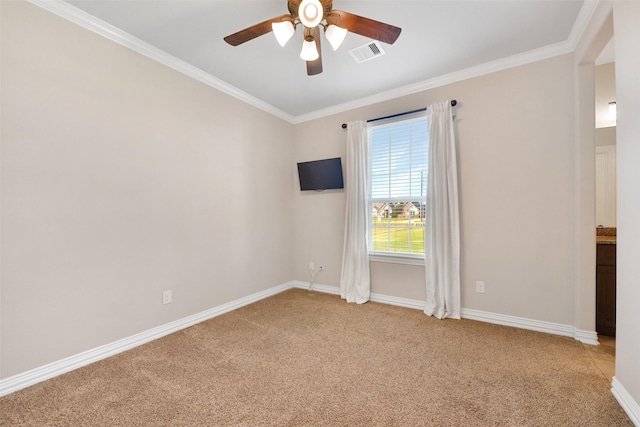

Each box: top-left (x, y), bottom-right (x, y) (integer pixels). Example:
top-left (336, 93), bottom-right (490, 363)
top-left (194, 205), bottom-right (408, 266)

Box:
top-left (0, 288), bottom-right (632, 426)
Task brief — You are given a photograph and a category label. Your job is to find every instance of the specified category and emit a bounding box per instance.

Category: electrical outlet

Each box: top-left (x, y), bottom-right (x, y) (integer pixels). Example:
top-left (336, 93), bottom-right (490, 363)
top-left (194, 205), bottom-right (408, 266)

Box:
top-left (162, 290), bottom-right (172, 304)
top-left (309, 261), bottom-right (315, 272)
top-left (475, 281), bottom-right (485, 294)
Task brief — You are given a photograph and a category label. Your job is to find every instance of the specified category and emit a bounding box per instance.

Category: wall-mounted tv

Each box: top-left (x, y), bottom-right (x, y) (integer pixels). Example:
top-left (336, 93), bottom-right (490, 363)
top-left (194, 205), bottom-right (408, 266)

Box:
top-left (297, 157), bottom-right (344, 191)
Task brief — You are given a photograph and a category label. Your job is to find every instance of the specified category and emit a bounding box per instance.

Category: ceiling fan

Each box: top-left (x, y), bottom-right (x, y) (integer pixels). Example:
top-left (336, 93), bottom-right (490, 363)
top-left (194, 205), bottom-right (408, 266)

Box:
top-left (223, 0), bottom-right (402, 76)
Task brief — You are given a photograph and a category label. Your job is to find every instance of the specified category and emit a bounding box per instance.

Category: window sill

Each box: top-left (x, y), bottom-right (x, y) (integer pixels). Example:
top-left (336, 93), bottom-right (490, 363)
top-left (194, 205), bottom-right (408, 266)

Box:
top-left (369, 253), bottom-right (425, 266)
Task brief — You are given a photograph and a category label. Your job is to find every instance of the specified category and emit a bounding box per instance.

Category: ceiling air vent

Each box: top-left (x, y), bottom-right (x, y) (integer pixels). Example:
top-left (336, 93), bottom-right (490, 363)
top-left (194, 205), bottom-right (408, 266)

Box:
top-left (349, 41), bottom-right (386, 64)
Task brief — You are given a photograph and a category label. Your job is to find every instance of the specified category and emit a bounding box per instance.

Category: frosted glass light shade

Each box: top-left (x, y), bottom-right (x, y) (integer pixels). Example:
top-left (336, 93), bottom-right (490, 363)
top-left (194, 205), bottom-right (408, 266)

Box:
top-left (272, 21), bottom-right (295, 47)
top-left (300, 39), bottom-right (319, 61)
top-left (325, 25), bottom-right (347, 50)
top-left (609, 101), bottom-right (617, 120)
top-left (298, 0), bottom-right (323, 28)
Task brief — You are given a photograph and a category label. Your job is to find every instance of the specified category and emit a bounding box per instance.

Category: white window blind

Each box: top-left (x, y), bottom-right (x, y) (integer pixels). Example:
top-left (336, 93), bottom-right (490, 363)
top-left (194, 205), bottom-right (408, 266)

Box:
top-left (368, 113), bottom-right (429, 257)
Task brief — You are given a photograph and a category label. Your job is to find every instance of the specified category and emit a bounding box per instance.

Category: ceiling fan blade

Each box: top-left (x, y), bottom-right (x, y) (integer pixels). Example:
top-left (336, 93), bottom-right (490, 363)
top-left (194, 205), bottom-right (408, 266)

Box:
top-left (328, 10), bottom-right (401, 44)
top-left (224, 14), bottom-right (292, 46)
top-left (307, 27), bottom-right (323, 76)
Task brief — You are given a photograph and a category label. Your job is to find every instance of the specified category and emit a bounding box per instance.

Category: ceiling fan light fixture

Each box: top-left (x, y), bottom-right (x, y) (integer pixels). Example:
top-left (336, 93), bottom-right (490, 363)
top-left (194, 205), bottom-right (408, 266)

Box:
top-left (298, 0), bottom-right (323, 28)
top-left (272, 21), bottom-right (295, 47)
top-left (224, 0), bottom-right (402, 75)
top-left (325, 24), bottom-right (347, 50)
top-left (300, 37), bottom-right (319, 61)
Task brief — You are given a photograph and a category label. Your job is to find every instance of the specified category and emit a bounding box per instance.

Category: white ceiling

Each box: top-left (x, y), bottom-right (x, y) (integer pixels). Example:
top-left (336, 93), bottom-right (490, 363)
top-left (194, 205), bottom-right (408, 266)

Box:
top-left (41, 1), bottom-right (590, 122)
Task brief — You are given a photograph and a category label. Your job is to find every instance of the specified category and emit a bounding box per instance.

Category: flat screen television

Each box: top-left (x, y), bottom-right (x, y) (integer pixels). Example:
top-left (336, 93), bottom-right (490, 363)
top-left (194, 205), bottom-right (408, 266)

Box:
top-left (297, 157), bottom-right (344, 191)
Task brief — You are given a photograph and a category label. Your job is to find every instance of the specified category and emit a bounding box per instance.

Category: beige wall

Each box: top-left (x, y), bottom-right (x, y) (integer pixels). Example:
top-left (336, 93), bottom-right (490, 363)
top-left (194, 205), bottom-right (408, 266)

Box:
top-left (596, 126), bottom-right (616, 146)
top-left (4, 3), bottom-right (639, 417)
top-left (294, 54), bottom-right (577, 325)
top-left (612, 0), bottom-right (640, 408)
top-left (1, 1), bottom-right (294, 378)
top-left (595, 62), bottom-right (617, 128)
top-left (573, 1), bottom-right (640, 416)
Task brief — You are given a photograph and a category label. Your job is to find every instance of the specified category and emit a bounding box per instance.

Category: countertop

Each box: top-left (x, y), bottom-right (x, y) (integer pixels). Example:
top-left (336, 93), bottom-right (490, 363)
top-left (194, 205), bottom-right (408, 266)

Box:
top-left (596, 227), bottom-right (616, 245)
top-left (596, 236), bottom-right (617, 245)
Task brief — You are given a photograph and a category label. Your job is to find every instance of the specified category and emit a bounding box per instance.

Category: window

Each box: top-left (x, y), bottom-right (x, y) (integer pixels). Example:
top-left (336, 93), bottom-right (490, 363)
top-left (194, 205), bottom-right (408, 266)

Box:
top-left (368, 113), bottom-right (428, 260)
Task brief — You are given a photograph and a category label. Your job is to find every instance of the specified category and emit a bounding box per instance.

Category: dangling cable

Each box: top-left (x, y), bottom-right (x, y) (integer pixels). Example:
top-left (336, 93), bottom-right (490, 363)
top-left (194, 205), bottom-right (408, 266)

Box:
top-left (308, 264), bottom-right (323, 291)
top-left (309, 264), bottom-right (316, 290)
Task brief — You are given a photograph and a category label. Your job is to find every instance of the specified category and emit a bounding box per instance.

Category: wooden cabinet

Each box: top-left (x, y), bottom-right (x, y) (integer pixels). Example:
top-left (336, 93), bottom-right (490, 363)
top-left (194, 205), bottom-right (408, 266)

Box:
top-left (596, 244), bottom-right (616, 337)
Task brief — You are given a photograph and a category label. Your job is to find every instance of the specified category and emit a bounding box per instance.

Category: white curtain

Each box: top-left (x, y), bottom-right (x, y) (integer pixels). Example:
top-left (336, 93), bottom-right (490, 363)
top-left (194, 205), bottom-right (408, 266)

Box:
top-left (424, 101), bottom-right (461, 319)
top-left (340, 120), bottom-right (370, 304)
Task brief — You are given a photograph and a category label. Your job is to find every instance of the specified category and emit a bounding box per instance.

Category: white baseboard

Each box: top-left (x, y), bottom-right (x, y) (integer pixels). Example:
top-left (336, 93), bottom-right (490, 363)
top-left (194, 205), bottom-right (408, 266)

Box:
top-left (612, 377), bottom-right (640, 426)
top-left (292, 281), bottom-right (426, 310)
top-left (370, 291), bottom-right (426, 310)
top-left (462, 308), bottom-right (600, 345)
top-left (0, 282), bottom-right (293, 397)
top-left (292, 282), bottom-right (597, 344)
top-left (291, 280), bottom-right (340, 296)
top-left (0, 280), bottom-right (601, 397)
top-left (461, 307), bottom-right (575, 336)
top-left (573, 328), bottom-right (600, 346)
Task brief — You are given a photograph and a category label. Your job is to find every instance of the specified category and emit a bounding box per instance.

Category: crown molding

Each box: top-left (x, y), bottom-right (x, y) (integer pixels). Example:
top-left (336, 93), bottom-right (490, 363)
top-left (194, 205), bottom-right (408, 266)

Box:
top-left (26, 0), bottom-right (296, 123)
top-left (293, 39), bottom-right (576, 124)
top-left (292, 0), bottom-right (601, 124)
top-left (28, 0), bottom-right (598, 125)
top-left (567, 0), bottom-right (600, 52)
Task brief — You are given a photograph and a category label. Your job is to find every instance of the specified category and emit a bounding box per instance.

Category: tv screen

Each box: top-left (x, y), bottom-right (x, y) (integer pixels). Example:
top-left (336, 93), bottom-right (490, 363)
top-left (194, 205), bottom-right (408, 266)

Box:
top-left (297, 157), bottom-right (344, 191)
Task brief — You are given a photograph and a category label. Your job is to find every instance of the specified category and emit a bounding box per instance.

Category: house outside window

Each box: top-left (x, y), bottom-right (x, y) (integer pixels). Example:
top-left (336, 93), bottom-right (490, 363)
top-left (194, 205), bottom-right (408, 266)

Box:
top-left (368, 113), bottom-right (428, 262)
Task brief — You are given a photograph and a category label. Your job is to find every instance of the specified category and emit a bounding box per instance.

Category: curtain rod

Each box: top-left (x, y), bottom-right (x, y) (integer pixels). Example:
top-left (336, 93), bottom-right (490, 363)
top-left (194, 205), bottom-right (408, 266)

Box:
top-left (341, 100), bottom-right (457, 129)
